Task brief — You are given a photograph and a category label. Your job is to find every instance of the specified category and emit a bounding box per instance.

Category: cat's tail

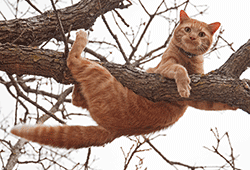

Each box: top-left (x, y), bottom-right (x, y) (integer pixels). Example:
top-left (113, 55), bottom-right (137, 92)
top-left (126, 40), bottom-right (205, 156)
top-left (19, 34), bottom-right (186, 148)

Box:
top-left (11, 125), bottom-right (115, 149)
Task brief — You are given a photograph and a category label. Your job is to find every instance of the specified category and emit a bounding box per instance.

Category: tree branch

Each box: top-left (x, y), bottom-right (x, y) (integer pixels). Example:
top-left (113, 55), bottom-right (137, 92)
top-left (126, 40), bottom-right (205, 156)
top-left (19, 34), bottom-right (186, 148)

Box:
top-left (1, 39), bottom-right (250, 114)
top-left (6, 86), bottom-right (72, 170)
top-left (102, 14), bottom-right (130, 64)
top-left (24, 0), bottom-right (43, 15)
top-left (0, 0), bottom-right (130, 46)
top-left (7, 74), bottom-right (66, 124)
top-left (217, 39), bottom-right (250, 78)
top-left (50, 0), bottom-right (69, 58)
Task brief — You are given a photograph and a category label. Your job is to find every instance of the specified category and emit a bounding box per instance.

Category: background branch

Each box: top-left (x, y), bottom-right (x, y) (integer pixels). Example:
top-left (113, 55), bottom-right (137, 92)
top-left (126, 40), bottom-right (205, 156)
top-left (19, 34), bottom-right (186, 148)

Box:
top-left (24, 0), bottom-right (43, 15)
top-left (7, 74), bottom-right (66, 124)
top-left (102, 15), bottom-right (130, 64)
top-left (50, 0), bottom-right (69, 58)
top-left (0, 0), bottom-right (130, 46)
top-left (5, 86), bottom-right (72, 170)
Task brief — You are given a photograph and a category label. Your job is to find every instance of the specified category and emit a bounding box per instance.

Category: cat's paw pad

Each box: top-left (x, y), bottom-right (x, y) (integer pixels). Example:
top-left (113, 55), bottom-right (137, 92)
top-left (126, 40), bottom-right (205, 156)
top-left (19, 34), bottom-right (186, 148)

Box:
top-left (76, 30), bottom-right (87, 39)
top-left (76, 30), bottom-right (88, 46)
top-left (176, 77), bottom-right (191, 98)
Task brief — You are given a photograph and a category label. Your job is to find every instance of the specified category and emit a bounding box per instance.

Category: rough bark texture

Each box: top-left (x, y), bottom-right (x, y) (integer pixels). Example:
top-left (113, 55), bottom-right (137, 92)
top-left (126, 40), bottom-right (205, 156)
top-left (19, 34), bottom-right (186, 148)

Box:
top-left (0, 0), bottom-right (128, 46)
top-left (217, 40), bottom-right (250, 78)
top-left (1, 40), bottom-right (250, 114)
top-left (0, 43), bottom-right (70, 83)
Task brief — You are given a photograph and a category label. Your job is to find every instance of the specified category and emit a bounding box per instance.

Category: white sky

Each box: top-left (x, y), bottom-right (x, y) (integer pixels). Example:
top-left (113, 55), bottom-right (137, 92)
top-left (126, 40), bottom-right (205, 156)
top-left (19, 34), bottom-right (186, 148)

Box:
top-left (0, 0), bottom-right (250, 170)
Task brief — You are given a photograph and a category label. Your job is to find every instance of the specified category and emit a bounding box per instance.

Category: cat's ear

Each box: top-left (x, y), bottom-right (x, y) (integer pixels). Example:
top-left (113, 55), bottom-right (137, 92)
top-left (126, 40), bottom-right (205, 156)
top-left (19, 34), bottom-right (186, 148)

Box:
top-left (180, 10), bottom-right (190, 23)
top-left (208, 22), bottom-right (221, 35)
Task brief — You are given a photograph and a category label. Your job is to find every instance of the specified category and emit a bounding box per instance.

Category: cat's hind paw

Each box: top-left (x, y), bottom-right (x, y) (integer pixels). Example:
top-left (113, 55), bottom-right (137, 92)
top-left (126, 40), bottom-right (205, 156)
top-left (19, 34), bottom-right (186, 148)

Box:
top-left (75, 30), bottom-right (88, 48)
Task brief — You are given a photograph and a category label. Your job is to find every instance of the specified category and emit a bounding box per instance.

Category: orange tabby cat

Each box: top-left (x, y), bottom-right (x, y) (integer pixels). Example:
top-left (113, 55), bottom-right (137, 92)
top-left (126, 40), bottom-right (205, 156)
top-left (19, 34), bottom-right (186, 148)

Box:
top-left (11, 10), bottom-right (237, 149)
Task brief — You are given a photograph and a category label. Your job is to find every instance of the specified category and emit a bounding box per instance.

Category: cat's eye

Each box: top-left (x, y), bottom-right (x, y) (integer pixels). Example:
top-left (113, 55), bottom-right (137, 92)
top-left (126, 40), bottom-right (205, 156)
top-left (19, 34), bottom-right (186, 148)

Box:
top-left (198, 32), bottom-right (206, 37)
top-left (184, 27), bottom-right (191, 33)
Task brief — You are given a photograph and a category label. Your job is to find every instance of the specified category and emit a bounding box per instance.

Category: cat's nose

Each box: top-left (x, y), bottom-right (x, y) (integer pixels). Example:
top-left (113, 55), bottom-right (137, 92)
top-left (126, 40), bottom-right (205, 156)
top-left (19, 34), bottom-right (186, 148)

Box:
top-left (190, 36), bottom-right (196, 40)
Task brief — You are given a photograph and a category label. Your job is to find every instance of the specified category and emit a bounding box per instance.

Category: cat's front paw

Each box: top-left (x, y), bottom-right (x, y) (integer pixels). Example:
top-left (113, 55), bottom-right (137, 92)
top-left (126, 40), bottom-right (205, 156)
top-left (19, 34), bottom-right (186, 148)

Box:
top-left (76, 30), bottom-right (88, 47)
top-left (176, 76), bottom-right (191, 98)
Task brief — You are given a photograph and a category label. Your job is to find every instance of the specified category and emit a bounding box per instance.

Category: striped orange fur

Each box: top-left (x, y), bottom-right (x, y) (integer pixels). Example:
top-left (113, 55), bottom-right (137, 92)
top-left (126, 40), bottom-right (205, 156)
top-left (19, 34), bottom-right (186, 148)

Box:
top-left (11, 10), bottom-right (237, 149)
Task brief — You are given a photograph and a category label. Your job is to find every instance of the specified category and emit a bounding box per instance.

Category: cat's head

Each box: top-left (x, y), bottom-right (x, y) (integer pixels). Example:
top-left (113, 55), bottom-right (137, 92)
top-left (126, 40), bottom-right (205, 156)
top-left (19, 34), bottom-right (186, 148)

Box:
top-left (173, 10), bottom-right (220, 55)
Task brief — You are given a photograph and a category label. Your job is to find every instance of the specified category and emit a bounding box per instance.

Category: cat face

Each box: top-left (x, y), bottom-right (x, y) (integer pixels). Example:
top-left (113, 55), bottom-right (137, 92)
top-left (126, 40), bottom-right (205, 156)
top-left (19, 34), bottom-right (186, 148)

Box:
top-left (173, 10), bottom-right (220, 55)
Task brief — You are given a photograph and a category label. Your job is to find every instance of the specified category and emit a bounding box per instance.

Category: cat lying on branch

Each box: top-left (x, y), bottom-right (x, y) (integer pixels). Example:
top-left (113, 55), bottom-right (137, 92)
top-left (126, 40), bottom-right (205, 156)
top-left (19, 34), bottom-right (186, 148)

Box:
top-left (11, 10), bottom-right (238, 149)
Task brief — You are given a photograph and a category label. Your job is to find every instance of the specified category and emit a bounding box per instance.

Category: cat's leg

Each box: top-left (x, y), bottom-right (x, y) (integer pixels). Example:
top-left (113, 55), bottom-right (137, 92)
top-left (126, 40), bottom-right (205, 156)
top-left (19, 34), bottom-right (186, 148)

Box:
top-left (67, 30), bottom-right (119, 132)
top-left (185, 101), bottom-right (238, 111)
top-left (67, 30), bottom-right (88, 70)
top-left (67, 30), bottom-right (114, 102)
top-left (67, 30), bottom-right (90, 109)
top-left (72, 83), bottom-right (88, 109)
top-left (11, 125), bottom-right (116, 149)
top-left (155, 58), bottom-right (191, 98)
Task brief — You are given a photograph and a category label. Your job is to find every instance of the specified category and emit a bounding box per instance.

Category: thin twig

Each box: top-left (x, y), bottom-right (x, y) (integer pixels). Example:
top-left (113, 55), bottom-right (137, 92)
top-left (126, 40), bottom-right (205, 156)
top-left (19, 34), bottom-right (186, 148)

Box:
top-left (84, 148), bottom-right (91, 170)
top-left (89, 40), bottom-right (118, 48)
top-left (111, 11), bottom-right (132, 48)
top-left (0, 11), bottom-right (7, 20)
top-left (144, 136), bottom-right (221, 169)
top-left (204, 128), bottom-right (240, 170)
top-left (123, 137), bottom-right (146, 170)
top-left (102, 15), bottom-right (130, 65)
top-left (226, 132), bottom-right (236, 169)
top-left (131, 0), bottom-right (191, 64)
top-left (38, 86), bottom-right (73, 123)
top-left (157, 0), bottom-right (190, 15)
top-left (128, 0), bottom-right (165, 60)
top-left (25, 0), bottom-right (43, 14)
top-left (63, 37), bottom-right (108, 62)
top-left (113, 9), bottom-right (130, 27)
top-left (138, 53), bottom-right (163, 66)
top-left (219, 35), bottom-right (235, 52)
top-left (16, 76), bottom-right (71, 103)
top-left (7, 74), bottom-right (66, 124)
top-left (0, 77), bottom-right (29, 124)
top-left (133, 22), bottom-right (178, 67)
top-left (138, 0), bottom-right (150, 16)
top-left (84, 47), bottom-right (108, 62)
top-left (50, 0), bottom-right (69, 58)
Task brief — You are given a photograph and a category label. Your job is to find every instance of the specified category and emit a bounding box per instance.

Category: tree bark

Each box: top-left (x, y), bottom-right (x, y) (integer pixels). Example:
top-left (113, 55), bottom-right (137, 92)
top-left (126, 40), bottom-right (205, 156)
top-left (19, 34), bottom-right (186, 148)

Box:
top-left (0, 0), bottom-right (129, 46)
top-left (1, 40), bottom-right (250, 114)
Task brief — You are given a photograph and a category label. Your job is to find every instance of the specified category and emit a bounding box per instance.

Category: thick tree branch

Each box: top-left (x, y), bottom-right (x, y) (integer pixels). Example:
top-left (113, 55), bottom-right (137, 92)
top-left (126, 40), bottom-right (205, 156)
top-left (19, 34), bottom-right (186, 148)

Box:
top-left (1, 40), bottom-right (250, 114)
top-left (217, 39), bottom-right (250, 78)
top-left (0, 43), bottom-right (70, 84)
top-left (0, 0), bottom-right (130, 46)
